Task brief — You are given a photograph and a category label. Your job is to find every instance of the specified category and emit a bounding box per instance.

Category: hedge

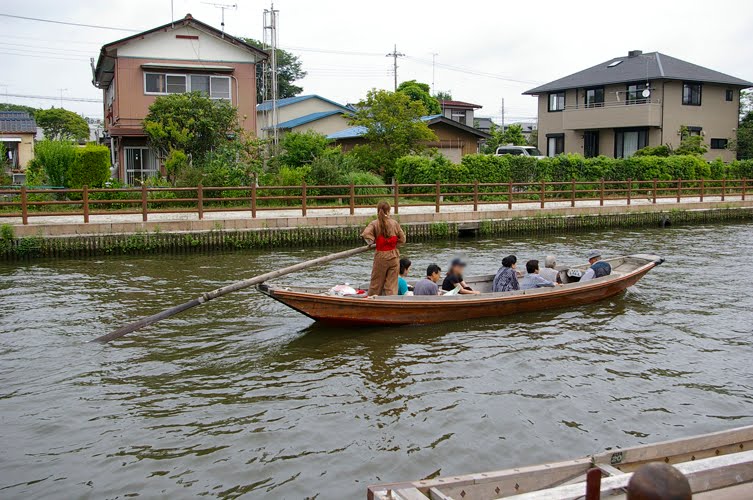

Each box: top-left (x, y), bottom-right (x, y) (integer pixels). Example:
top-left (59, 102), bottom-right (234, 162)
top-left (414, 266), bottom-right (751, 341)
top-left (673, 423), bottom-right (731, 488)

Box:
top-left (69, 144), bottom-right (111, 188)
top-left (394, 154), bottom-right (753, 186)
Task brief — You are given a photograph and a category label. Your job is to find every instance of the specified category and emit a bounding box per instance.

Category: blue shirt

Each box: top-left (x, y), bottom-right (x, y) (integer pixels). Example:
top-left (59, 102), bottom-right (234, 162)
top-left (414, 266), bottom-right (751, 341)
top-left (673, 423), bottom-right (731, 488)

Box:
top-left (519, 273), bottom-right (555, 290)
top-left (398, 276), bottom-right (408, 295)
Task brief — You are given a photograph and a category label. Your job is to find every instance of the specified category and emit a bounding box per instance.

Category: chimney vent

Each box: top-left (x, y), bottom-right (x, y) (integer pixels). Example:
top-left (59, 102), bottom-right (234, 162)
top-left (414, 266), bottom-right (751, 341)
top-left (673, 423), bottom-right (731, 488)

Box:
top-left (628, 50), bottom-right (643, 58)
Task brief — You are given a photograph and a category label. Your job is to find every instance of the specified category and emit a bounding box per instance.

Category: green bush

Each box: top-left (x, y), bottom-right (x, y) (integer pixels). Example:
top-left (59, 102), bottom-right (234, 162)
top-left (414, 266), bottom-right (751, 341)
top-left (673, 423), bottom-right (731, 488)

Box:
top-left (32, 140), bottom-right (77, 187)
top-left (69, 144), bottom-right (111, 188)
top-left (634, 145), bottom-right (672, 157)
top-left (279, 131), bottom-right (333, 168)
top-left (345, 170), bottom-right (389, 205)
top-left (728, 159), bottom-right (753, 179)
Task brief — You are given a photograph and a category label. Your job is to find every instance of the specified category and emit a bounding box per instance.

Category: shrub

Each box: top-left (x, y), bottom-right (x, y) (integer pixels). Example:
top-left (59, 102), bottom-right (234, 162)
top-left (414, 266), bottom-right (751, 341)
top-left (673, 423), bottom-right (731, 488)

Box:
top-left (164, 149), bottom-right (188, 183)
top-left (345, 170), bottom-right (389, 205)
top-left (69, 144), bottom-right (111, 188)
top-left (634, 145), bottom-right (672, 157)
top-left (33, 140), bottom-right (77, 187)
top-left (279, 131), bottom-right (333, 168)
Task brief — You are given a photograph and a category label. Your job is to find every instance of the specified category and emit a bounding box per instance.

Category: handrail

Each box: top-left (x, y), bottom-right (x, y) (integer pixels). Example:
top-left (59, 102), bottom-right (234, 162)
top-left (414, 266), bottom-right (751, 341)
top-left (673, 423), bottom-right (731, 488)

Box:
top-left (0, 178), bottom-right (748, 225)
top-left (564, 98), bottom-right (662, 110)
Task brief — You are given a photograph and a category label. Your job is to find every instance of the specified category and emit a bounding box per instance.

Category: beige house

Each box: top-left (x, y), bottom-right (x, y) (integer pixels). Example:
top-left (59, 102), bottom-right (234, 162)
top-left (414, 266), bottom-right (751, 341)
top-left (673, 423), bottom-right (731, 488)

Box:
top-left (91, 14), bottom-right (268, 184)
top-left (439, 99), bottom-right (482, 128)
top-left (0, 111), bottom-right (36, 172)
top-left (256, 95), bottom-right (353, 138)
top-left (525, 50), bottom-right (753, 161)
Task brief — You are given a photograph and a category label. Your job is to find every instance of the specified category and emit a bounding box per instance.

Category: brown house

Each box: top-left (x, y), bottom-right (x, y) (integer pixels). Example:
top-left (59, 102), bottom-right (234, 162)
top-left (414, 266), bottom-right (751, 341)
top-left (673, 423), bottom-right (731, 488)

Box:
top-left (327, 114), bottom-right (490, 163)
top-left (525, 50), bottom-right (753, 161)
top-left (91, 14), bottom-right (268, 184)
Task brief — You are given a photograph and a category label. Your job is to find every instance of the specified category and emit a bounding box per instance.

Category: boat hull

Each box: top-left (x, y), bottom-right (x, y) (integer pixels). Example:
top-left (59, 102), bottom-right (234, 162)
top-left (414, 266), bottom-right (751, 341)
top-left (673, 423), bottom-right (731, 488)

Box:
top-left (258, 255), bottom-right (662, 326)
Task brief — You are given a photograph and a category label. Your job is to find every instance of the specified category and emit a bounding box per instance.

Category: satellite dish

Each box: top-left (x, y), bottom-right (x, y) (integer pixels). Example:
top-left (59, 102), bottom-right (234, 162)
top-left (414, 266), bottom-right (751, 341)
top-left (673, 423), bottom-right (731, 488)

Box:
top-left (642, 88), bottom-right (651, 98)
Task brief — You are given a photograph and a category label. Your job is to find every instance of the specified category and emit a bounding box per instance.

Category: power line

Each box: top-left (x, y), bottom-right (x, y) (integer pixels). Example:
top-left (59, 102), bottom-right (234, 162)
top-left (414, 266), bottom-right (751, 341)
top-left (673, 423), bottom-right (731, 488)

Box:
top-left (0, 51), bottom-right (88, 62)
top-left (0, 13), bottom-right (139, 32)
top-left (406, 56), bottom-right (540, 86)
top-left (3, 92), bottom-right (101, 103)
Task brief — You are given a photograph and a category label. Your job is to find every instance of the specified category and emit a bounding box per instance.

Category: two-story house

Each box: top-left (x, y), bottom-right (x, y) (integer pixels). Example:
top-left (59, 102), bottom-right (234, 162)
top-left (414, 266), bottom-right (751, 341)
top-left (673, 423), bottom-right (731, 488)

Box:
top-left (525, 51), bottom-right (752, 161)
top-left (439, 100), bottom-right (482, 128)
top-left (92, 14), bottom-right (268, 184)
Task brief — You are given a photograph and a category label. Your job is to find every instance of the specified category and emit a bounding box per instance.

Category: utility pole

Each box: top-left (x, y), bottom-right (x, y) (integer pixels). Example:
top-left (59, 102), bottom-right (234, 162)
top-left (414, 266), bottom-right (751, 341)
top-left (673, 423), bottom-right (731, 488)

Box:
top-left (500, 97), bottom-right (505, 130)
top-left (263, 3), bottom-right (280, 146)
top-left (386, 44), bottom-right (404, 91)
top-left (57, 88), bottom-right (68, 108)
top-left (202, 2), bottom-right (237, 36)
top-left (431, 52), bottom-right (439, 95)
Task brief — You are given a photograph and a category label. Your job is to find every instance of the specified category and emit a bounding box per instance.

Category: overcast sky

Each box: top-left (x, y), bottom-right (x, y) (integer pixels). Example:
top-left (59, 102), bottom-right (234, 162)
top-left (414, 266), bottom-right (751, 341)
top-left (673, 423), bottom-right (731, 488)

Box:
top-left (1, 0), bottom-right (752, 124)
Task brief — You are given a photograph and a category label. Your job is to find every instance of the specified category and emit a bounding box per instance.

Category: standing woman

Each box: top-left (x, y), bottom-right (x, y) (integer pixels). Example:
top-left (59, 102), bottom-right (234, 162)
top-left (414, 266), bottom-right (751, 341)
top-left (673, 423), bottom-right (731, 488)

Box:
top-left (362, 201), bottom-right (406, 296)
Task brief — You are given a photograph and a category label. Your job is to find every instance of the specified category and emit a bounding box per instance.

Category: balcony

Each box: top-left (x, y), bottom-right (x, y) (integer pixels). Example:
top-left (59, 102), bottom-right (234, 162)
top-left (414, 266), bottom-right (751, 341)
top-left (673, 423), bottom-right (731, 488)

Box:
top-left (562, 99), bottom-right (662, 130)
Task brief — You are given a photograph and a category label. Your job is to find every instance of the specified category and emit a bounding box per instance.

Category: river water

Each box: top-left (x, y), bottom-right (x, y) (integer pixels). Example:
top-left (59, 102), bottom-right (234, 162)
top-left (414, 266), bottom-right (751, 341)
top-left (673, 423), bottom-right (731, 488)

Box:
top-left (1, 223), bottom-right (752, 499)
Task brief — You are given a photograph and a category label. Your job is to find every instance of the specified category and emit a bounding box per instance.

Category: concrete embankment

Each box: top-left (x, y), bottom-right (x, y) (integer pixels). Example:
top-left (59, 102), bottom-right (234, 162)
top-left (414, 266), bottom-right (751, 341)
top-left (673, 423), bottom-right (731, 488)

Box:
top-left (1, 200), bottom-right (752, 260)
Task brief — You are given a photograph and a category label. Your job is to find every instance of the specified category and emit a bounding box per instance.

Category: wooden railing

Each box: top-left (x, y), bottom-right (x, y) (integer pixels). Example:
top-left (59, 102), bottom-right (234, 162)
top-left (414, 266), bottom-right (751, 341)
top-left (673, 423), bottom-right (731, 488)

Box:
top-left (0, 178), bottom-right (748, 225)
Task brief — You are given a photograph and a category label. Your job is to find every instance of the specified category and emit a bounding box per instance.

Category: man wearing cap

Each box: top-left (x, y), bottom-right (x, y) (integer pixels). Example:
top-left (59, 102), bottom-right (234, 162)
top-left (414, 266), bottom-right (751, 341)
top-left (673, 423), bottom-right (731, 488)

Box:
top-left (579, 250), bottom-right (612, 282)
top-left (442, 258), bottom-right (480, 295)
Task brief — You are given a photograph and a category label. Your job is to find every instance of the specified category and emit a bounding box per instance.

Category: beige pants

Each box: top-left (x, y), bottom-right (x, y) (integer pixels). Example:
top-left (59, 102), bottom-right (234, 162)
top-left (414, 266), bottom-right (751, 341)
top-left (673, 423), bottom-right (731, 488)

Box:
top-left (369, 251), bottom-right (399, 296)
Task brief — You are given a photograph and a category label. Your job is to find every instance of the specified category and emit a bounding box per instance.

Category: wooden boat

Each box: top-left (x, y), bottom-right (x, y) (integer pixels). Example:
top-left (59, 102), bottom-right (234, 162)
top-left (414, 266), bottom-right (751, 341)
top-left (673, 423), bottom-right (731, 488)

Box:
top-left (367, 425), bottom-right (753, 499)
top-left (258, 254), bottom-right (664, 326)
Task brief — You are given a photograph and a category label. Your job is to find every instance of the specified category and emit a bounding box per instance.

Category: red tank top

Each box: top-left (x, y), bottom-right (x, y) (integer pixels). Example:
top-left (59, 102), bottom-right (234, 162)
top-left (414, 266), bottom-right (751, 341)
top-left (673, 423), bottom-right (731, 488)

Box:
top-left (375, 235), bottom-right (398, 251)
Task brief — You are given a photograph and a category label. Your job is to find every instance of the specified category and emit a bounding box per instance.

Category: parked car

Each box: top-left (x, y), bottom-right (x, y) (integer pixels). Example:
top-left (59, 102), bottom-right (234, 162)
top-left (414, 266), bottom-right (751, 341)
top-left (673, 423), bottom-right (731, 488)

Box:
top-left (494, 145), bottom-right (545, 158)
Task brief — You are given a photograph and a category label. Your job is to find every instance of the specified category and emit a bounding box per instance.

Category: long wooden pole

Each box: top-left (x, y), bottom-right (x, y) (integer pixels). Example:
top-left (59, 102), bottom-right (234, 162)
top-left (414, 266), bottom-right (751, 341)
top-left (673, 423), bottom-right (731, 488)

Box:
top-left (93, 244), bottom-right (373, 343)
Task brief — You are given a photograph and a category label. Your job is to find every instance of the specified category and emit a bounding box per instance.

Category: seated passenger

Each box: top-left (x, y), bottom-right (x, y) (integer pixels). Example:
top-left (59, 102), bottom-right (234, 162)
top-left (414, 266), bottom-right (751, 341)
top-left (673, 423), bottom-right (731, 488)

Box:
top-left (398, 258), bottom-right (412, 296)
top-left (442, 258), bottom-right (480, 295)
top-left (413, 264), bottom-right (442, 296)
top-left (626, 463), bottom-right (691, 500)
top-left (519, 260), bottom-right (557, 290)
top-left (579, 250), bottom-right (612, 282)
top-left (492, 255), bottom-right (520, 292)
top-left (538, 255), bottom-right (560, 283)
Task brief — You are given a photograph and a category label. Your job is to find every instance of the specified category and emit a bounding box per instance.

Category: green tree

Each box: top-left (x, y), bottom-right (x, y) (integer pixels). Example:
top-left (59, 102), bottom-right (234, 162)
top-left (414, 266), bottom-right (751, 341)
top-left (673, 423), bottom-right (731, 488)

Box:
top-left (30, 140), bottom-right (77, 186)
top-left (731, 111), bottom-right (753, 160)
top-left (36, 108), bottom-right (89, 141)
top-left (0, 103), bottom-right (39, 116)
top-left (242, 38), bottom-right (307, 103)
top-left (348, 89), bottom-right (436, 176)
top-left (527, 128), bottom-right (538, 147)
top-left (144, 92), bottom-right (239, 165)
top-left (675, 126), bottom-right (708, 156)
top-left (434, 90), bottom-right (452, 101)
top-left (279, 131), bottom-right (332, 168)
top-left (396, 80), bottom-right (441, 115)
top-left (502, 124), bottom-right (527, 145)
top-left (740, 90), bottom-right (753, 119)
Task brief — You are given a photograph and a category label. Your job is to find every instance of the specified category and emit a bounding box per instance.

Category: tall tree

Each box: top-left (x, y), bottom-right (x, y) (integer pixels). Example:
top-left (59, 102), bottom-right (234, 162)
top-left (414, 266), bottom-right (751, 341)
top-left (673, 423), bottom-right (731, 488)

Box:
top-left (397, 80), bottom-right (441, 115)
top-left (242, 38), bottom-right (307, 103)
top-left (732, 111), bottom-right (753, 160)
top-left (502, 124), bottom-right (527, 145)
top-left (434, 90), bottom-right (452, 101)
top-left (36, 108), bottom-right (89, 141)
top-left (0, 103), bottom-right (39, 116)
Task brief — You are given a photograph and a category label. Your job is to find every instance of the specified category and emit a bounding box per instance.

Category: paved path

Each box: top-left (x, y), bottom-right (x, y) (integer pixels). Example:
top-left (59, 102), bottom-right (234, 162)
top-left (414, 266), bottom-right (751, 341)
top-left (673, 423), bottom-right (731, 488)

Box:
top-left (3, 195), bottom-right (745, 226)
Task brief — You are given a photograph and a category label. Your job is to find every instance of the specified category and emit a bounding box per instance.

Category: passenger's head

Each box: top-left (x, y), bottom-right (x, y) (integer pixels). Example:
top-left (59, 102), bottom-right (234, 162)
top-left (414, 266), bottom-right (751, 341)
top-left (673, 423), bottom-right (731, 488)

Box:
top-left (526, 260), bottom-right (539, 274)
top-left (449, 258), bottom-right (466, 275)
top-left (426, 264), bottom-right (441, 282)
top-left (376, 201), bottom-right (391, 236)
top-left (626, 463), bottom-right (691, 500)
top-left (544, 255), bottom-right (556, 268)
top-left (501, 255), bottom-right (517, 268)
top-left (399, 258), bottom-right (412, 276)
top-left (587, 249), bottom-right (602, 264)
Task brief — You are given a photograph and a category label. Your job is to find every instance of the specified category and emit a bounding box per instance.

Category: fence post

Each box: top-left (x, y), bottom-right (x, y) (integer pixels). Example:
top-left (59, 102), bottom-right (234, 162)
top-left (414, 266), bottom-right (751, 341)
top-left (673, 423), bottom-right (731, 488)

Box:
top-left (435, 180), bottom-right (441, 213)
top-left (141, 183), bottom-right (148, 222)
top-left (627, 178), bottom-right (632, 206)
top-left (349, 182), bottom-right (355, 215)
top-left (676, 178), bottom-right (682, 203)
top-left (653, 178), bottom-right (657, 204)
top-left (393, 179), bottom-right (399, 214)
top-left (599, 178), bottom-right (605, 206)
top-left (473, 180), bottom-right (479, 212)
top-left (83, 185), bottom-right (89, 223)
top-left (251, 183), bottom-right (257, 218)
top-left (571, 178), bottom-right (576, 207)
top-left (743, 178), bottom-right (747, 201)
top-left (507, 181), bottom-right (513, 210)
top-left (301, 181), bottom-right (307, 217)
top-left (197, 183), bottom-right (204, 220)
top-left (540, 180), bottom-right (545, 209)
top-left (721, 178), bottom-right (726, 201)
top-left (699, 178), bottom-right (704, 202)
top-left (20, 185), bottom-right (28, 225)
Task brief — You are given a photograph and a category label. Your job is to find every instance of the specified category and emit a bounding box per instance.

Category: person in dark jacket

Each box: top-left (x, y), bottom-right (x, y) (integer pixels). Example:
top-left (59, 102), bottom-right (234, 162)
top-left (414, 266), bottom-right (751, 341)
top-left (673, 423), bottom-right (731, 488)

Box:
top-left (492, 255), bottom-right (520, 292)
top-left (578, 250), bottom-right (611, 282)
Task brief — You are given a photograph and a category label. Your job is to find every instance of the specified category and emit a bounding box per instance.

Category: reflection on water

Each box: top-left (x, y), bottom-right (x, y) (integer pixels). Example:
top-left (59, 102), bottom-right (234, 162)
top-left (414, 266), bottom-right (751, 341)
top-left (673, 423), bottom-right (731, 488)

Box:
top-left (1, 223), bottom-right (753, 498)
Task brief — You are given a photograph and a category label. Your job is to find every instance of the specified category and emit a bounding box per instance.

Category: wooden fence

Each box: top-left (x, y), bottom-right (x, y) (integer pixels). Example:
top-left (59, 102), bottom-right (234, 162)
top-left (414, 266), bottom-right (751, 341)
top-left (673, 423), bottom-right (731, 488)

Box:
top-left (0, 178), bottom-right (748, 225)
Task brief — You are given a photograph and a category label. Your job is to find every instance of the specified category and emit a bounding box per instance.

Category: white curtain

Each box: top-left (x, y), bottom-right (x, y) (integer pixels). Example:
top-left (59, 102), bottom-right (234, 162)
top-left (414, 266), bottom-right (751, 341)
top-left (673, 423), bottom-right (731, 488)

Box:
top-left (548, 137), bottom-right (557, 157)
top-left (623, 131), bottom-right (639, 157)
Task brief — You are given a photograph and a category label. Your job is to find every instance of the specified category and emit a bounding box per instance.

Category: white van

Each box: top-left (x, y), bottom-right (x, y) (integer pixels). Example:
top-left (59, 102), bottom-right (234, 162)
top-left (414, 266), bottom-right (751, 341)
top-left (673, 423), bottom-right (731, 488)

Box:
top-left (494, 145), bottom-right (545, 159)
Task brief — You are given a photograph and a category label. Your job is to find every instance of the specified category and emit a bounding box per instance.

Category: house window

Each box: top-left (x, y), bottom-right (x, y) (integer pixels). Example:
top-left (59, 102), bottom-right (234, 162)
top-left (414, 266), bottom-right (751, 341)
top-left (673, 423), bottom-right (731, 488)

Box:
top-left (710, 138), bottom-right (728, 149)
top-left (451, 110), bottom-right (466, 123)
top-left (682, 126), bottom-right (702, 139)
top-left (585, 87), bottom-right (604, 108)
top-left (615, 128), bottom-right (648, 158)
top-left (189, 75), bottom-right (231, 99)
top-left (124, 147), bottom-right (159, 186)
top-left (145, 73), bottom-right (230, 99)
top-left (546, 134), bottom-right (564, 157)
top-left (145, 73), bottom-right (186, 94)
top-left (682, 82), bottom-right (702, 106)
top-left (190, 75), bottom-right (210, 94)
top-left (626, 83), bottom-right (647, 105)
top-left (725, 89), bottom-right (733, 101)
top-left (548, 92), bottom-right (565, 112)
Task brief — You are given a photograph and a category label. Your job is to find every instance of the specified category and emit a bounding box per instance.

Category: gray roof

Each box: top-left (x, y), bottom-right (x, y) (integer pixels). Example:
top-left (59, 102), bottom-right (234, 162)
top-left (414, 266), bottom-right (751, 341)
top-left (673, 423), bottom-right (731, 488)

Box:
top-left (524, 51), bottom-right (753, 95)
top-left (0, 111), bottom-right (37, 134)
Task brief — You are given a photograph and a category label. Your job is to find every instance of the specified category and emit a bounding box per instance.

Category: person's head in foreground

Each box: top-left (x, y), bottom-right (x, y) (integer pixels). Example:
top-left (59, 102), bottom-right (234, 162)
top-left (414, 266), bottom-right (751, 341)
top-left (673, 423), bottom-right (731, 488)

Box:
top-left (587, 249), bottom-right (602, 264)
top-left (426, 264), bottom-right (441, 283)
top-left (626, 462), bottom-right (692, 500)
top-left (502, 255), bottom-right (517, 269)
top-left (449, 258), bottom-right (466, 276)
top-left (399, 258), bottom-right (411, 277)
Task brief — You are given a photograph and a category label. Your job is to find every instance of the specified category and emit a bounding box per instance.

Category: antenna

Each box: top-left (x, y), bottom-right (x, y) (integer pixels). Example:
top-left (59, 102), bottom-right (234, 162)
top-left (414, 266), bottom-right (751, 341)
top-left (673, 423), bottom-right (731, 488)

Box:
top-left (202, 2), bottom-right (237, 36)
top-left (263, 2), bottom-right (280, 145)
top-left (431, 52), bottom-right (439, 95)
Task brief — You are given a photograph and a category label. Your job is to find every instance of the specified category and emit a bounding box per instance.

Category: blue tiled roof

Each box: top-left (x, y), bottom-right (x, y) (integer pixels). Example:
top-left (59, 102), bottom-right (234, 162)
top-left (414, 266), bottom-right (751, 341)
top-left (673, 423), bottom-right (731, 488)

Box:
top-left (327, 125), bottom-right (367, 139)
top-left (421, 114), bottom-right (443, 121)
top-left (263, 110), bottom-right (346, 130)
top-left (257, 94), bottom-right (352, 112)
top-left (0, 111), bottom-right (37, 133)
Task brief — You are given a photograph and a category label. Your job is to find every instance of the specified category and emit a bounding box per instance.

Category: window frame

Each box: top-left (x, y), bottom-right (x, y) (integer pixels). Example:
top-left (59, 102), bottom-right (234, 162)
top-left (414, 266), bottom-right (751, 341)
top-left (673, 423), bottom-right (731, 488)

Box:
top-left (124, 146), bottom-right (160, 186)
top-left (584, 87), bottom-right (605, 108)
top-left (710, 138), bottom-right (728, 150)
top-left (548, 91), bottom-right (565, 112)
top-left (725, 89), bottom-right (733, 102)
top-left (625, 82), bottom-right (648, 105)
top-left (614, 127), bottom-right (649, 158)
top-left (450, 109), bottom-right (467, 123)
top-left (682, 81), bottom-right (702, 106)
top-left (546, 133), bottom-right (565, 157)
top-left (144, 72), bottom-right (232, 100)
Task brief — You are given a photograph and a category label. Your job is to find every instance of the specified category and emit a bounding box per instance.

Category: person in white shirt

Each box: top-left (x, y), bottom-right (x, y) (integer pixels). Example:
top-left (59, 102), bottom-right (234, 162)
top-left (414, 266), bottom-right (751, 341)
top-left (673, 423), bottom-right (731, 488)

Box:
top-left (519, 260), bottom-right (558, 290)
top-left (579, 250), bottom-right (612, 282)
top-left (538, 255), bottom-right (560, 283)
